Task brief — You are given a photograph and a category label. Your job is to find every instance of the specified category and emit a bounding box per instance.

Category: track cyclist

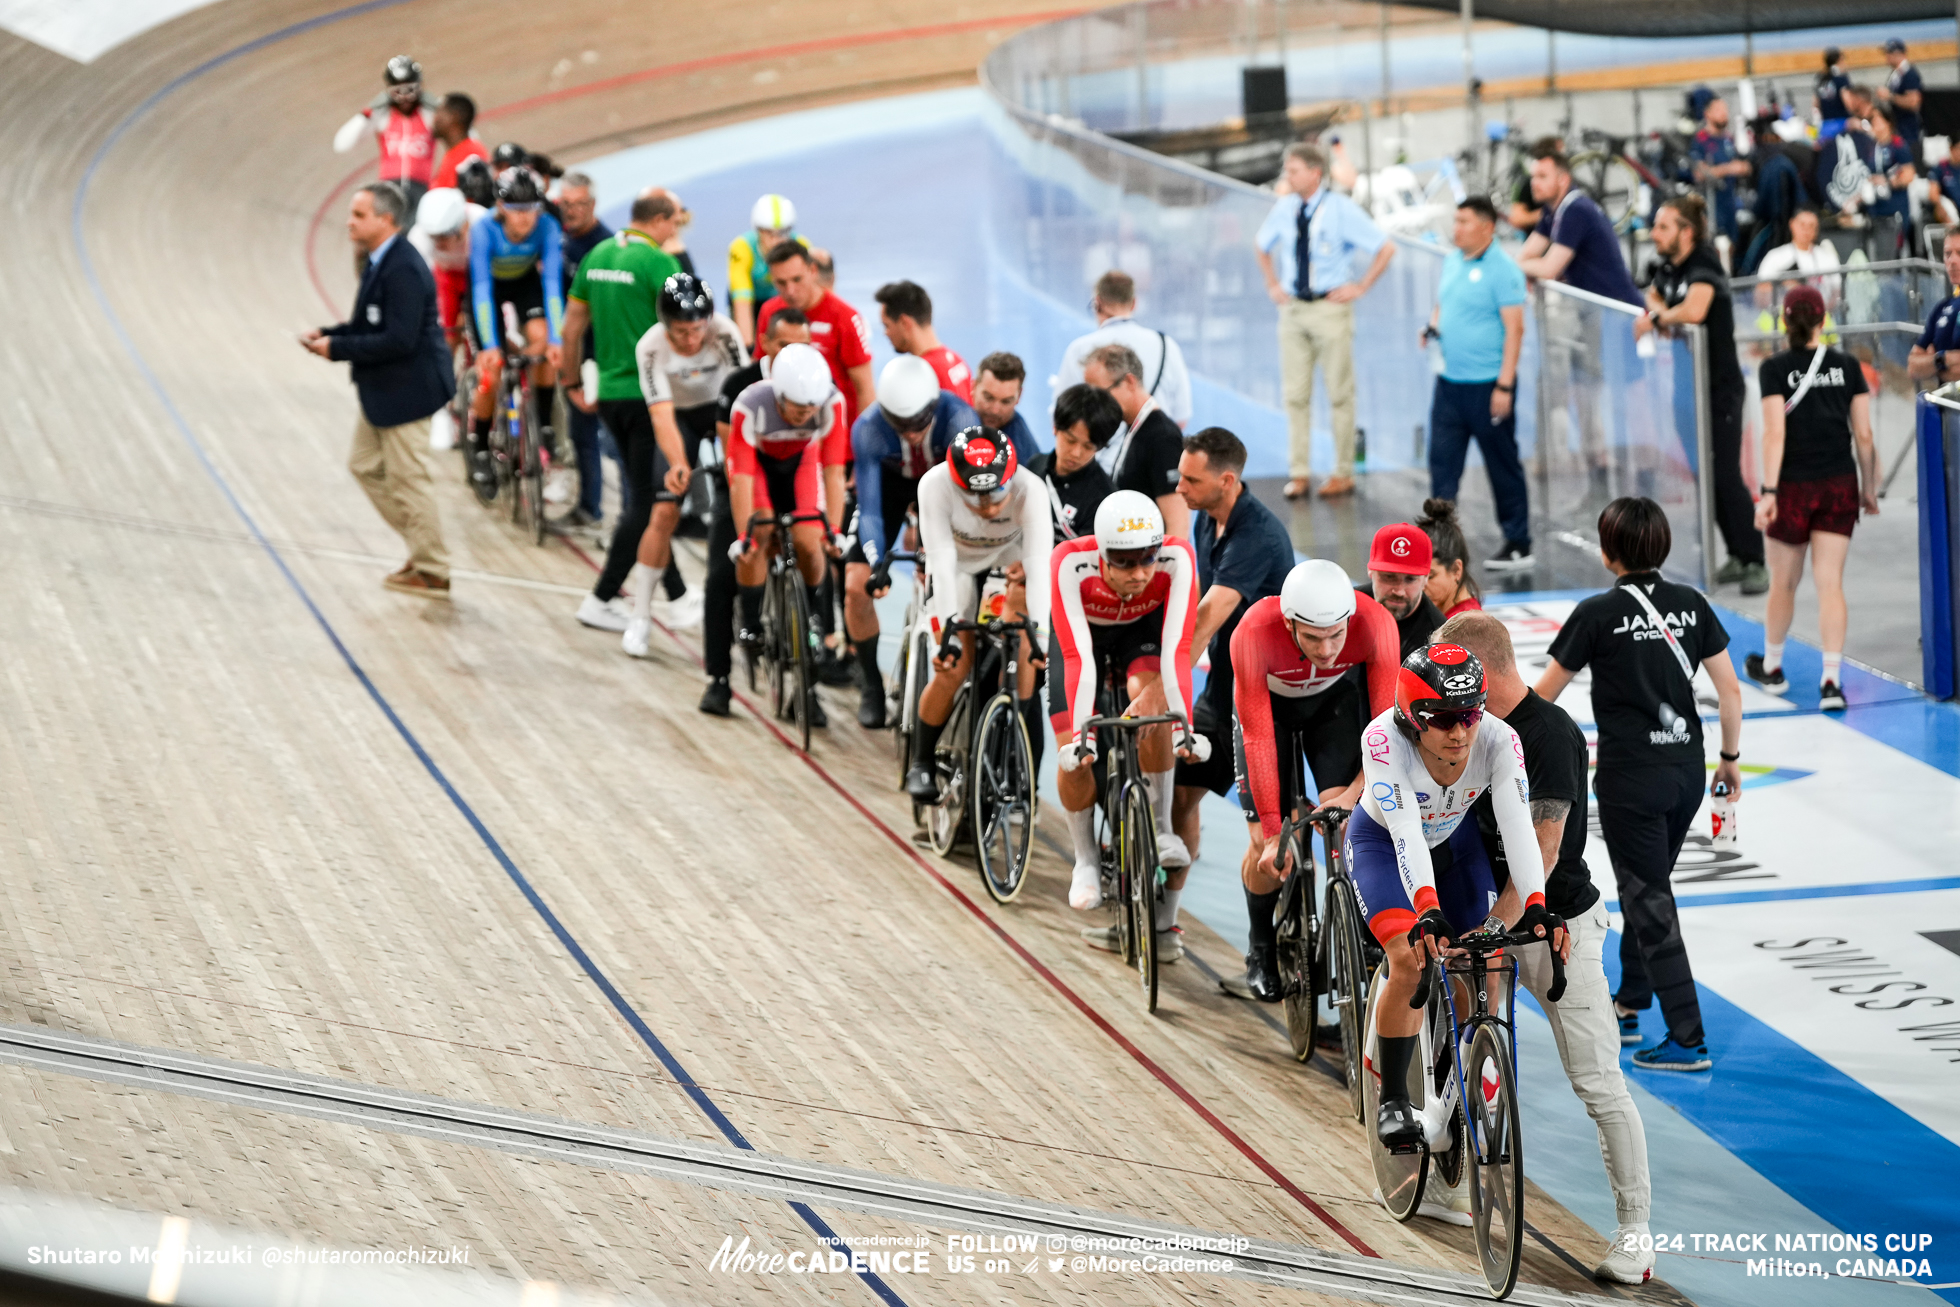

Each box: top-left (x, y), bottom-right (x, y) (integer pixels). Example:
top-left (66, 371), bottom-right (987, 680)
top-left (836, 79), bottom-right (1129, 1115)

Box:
top-left (1048, 491), bottom-right (1204, 950)
top-left (727, 342), bottom-right (851, 726)
top-left (1229, 559), bottom-right (1400, 1000)
top-left (1349, 643), bottom-right (1566, 1152)
top-left (464, 167), bottom-right (563, 487)
top-left (900, 427), bottom-right (1054, 801)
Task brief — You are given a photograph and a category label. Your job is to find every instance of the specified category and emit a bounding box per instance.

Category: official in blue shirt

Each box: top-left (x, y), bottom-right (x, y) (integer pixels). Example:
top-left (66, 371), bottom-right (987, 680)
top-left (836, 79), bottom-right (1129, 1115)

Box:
top-left (1880, 40), bottom-right (1924, 160)
top-left (1690, 99), bottom-right (1749, 243)
top-left (1427, 197), bottom-right (1531, 568)
top-left (1168, 427), bottom-right (1294, 862)
top-left (1518, 144), bottom-right (1642, 306)
top-left (1814, 49), bottom-right (1850, 126)
top-left (1909, 230), bottom-right (1960, 385)
top-left (1255, 142), bottom-right (1394, 502)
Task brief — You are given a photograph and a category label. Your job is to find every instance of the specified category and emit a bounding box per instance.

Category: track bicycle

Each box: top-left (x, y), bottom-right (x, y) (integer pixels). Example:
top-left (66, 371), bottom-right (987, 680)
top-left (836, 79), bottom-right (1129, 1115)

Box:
top-left (883, 546), bottom-right (931, 813)
top-left (1072, 705), bottom-right (1198, 1013)
top-left (912, 571), bottom-right (1040, 903)
top-left (743, 509), bottom-right (830, 753)
top-left (479, 303), bottom-right (548, 544)
top-left (1364, 925), bottom-right (1566, 1299)
top-left (1271, 802), bottom-right (1378, 1119)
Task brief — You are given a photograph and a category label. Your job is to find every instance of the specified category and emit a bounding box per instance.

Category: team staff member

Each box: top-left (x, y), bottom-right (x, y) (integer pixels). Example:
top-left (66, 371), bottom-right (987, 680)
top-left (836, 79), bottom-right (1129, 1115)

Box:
top-left (1054, 270), bottom-right (1192, 428)
top-left (561, 191), bottom-right (686, 633)
top-left (727, 193), bottom-right (802, 348)
top-left (1909, 230), bottom-right (1960, 387)
top-left (556, 171), bottom-right (614, 531)
top-left (699, 311), bottom-right (812, 716)
top-left (1030, 384), bottom-right (1120, 543)
top-left (1163, 428), bottom-right (1291, 879)
top-left (303, 183), bottom-right (455, 598)
top-left (850, 358), bottom-right (985, 728)
top-left (1082, 343), bottom-right (1189, 541)
top-left (1255, 142), bottom-right (1393, 501)
top-left (874, 281), bottom-right (971, 401)
top-left (1442, 612), bottom-right (1655, 1286)
top-left (1879, 38), bottom-right (1923, 162)
top-left (1426, 196), bottom-right (1531, 571)
top-left (618, 274), bottom-right (748, 656)
top-left (1356, 523), bottom-right (1444, 659)
top-left (1418, 498), bottom-right (1482, 618)
top-left (757, 243), bottom-right (874, 427)
top-left (1748, 286), bottom-right (1877, 712)
top-left (429, 93), bottom-right (487, 190)
top-left (970, 353), bottom-right (1038, 457)
top-left (1638, 195), bottom-right (1765, 595)
top-left (1229, 561), bottom-right (1400, 1001)
top-left (1537, 496), bottom-right (1744, 1074)
top-left (1689, 98), bottom-right (1749, 244)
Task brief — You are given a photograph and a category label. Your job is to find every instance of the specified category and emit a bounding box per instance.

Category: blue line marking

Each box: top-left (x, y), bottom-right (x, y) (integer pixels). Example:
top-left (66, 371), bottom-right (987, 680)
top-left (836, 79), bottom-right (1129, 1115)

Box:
top-left (1612, 876), bottom-right (1960, 912)
top-left (71, 10), bottom-right (906, 1301)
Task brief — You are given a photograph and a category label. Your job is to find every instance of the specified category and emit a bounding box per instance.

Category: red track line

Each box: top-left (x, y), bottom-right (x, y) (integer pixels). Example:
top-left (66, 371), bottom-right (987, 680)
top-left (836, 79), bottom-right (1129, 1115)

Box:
top-left (304, 6), bottom-right (1085, 316)
top-left (552, 532), bottom-right (1375, 1256)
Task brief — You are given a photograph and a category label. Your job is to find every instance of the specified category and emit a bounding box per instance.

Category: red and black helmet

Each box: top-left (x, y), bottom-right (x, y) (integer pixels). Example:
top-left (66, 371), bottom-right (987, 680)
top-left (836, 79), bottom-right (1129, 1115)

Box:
top-left (1395, 642), bottom-right (1487, 732)
top-left (947, 426), bottom-right (1017, 497)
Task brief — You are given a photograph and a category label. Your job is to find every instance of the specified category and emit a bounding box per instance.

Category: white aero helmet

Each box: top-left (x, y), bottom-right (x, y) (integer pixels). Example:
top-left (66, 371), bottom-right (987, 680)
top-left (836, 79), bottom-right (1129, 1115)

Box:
top-left (1279, 558), bottom-right (1358, 628)
top-left (877, 355), bottom-right (939, 423)
top-left (751, 193), bottom-right (796, 232)
top-left (1093, 490), bottom-right (1165, 556)
top-left (772, 343), bottom-right (832, 407)
top-left (416, 187), bottom-right (468, 236)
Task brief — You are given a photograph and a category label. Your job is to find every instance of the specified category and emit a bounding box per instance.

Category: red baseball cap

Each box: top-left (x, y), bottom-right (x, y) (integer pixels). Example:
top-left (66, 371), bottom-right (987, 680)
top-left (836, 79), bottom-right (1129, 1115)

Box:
top-left (1369, 522), bottom-right (1433, 576)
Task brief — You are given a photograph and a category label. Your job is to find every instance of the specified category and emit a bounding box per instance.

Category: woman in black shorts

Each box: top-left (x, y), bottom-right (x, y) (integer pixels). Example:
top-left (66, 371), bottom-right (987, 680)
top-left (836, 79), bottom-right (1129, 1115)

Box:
top-left (1747, 285), bottom-right (1878, 711)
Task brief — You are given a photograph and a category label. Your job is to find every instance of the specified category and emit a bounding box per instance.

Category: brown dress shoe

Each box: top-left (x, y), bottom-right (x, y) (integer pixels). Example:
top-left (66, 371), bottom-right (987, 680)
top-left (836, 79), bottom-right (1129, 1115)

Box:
top-left (1282, 477), bottom-right (1312, 499)
top-left (385, 562), bottom-right (417, 584)
top-left (1316, 474), bottom-right (1356, 498)
top-left (385, 569), bottom-right (452, 599)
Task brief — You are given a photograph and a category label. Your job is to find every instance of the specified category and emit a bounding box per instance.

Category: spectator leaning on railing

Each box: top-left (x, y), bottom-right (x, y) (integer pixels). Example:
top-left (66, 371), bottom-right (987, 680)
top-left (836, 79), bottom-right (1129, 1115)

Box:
top-left (1254, 142), bottom-right (1394, 501)
top-left (1636, 193), bottom-right (1766, 595)
top-left (1516, 141), bottom-right (1642, 307)
top-left (1053, 270), bottom-right (1191, 429)
top-left (1424, 195), bottom-right (1530, 571)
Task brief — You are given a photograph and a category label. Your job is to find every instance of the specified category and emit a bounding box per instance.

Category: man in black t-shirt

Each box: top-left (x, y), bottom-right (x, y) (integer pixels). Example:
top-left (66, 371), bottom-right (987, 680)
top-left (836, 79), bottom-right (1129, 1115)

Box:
top-left (1031, 383), bottom-right (1119, 544)
top-left (1083, 341), bottom-right (1189, 541)
top-left (695, 310), bottom-right (810, 716)
top-left (1354, 522), bottom-right (1444, 659)
top-left (1441, 610), bottom-right (1652, 1281)
top-left (1638, 196), bottom-right (1764, 592)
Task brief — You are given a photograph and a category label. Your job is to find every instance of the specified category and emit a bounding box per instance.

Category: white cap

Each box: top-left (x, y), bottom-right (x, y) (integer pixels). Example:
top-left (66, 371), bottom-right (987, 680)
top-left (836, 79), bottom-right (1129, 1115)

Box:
top-left (1093, 490), bottom-right (1165, 554)
top-left (877, 355), bottom-right (939, 421)
top-left (772, 343), bottom-right (832, 407)
top-left (1279, 559), bottom-right (1357, 627)
top-left (416, 187), bottom-right (468, 236)
top-left (751, 193), bottom-right (796, 232)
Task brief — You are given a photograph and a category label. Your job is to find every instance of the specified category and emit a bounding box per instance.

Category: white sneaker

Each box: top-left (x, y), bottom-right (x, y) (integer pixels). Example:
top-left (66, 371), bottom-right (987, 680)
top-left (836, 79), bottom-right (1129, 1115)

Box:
top-left (576, 594), bottom-right (632, 632)
top-left (1594, 1227), bottom-right (1654, 1284)
top-left (544, 468), bottom-right (575, 505)
top-left (661, 589), bottom-right (704, 631)
top-left (1156, 832), bottom-right (1191, 870)
top-left (621, 618), bottom-right (652, 659)
top-left (429, 408), bottom-right (458, 451)
top-left (1069, 862), bottom-right (1103, 911)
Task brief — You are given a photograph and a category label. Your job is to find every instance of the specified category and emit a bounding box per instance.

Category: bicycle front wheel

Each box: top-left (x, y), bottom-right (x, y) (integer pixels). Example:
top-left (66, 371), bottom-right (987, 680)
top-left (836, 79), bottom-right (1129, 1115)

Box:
top-left (1119, 780), bottom-right (1158, 1012)
top-left (1275, 833), bottom-right (1317, 1061)
top-left (970, 692), bottom-right (1033, 903)
top-left (1325, 876), bottom-right (1370, 1122)
top-left (786, 570), bottom-right (815, 752)
top-left (1465, 1022), bottom-right (1524, 1299)
top-left (762, 574), bottom-right (788, 722)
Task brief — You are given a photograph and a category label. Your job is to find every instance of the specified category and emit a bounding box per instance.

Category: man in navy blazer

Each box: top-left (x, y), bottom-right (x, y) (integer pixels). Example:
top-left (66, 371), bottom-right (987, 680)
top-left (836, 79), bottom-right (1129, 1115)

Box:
top-left (304, 182), bottom-right (456, 597)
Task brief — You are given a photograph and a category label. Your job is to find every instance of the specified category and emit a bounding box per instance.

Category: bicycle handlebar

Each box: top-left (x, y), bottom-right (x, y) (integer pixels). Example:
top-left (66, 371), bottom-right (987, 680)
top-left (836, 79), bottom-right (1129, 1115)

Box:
top-left (1409, 924), bottom-right (1566, 1009)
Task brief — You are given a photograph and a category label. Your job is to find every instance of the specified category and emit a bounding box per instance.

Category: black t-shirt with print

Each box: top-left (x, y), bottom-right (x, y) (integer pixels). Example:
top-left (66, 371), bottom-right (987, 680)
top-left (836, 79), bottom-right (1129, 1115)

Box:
top-left (1115, 408), bottom-right (1185, 500)
top-left (1027, 450), bottom-right (1114, 545)
top-left (1474, 689), bottom-right (1600, 918)
top-left (1759, 346), bottom-right (1868, 483)
top-left (1652, 244), bottom-right (1743, 391)
top-left (1547, 572), bottom-right (1730, 771)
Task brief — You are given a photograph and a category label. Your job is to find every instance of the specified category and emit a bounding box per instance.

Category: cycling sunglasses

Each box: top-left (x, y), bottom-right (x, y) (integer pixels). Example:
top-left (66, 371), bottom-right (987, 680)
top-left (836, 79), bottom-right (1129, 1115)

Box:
top-left (958, 484), bottom-right (1010, 506)
top-left (500, 201), bottom-right (542, 214)
top-left (1104, 548), bottom-right (1160, 571)
top-left (1415, 707), bottom-right (1483, 731)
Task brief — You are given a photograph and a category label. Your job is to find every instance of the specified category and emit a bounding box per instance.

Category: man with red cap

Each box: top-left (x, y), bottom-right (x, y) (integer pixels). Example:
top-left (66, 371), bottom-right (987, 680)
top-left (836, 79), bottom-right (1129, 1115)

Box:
top-left (1357, 522), bottom-right (1445, 659)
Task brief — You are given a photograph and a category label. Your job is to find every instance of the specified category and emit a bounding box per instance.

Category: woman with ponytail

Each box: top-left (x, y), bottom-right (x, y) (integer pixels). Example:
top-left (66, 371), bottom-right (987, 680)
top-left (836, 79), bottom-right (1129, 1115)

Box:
top-left (1416, 498), bottom-right (1482, 616)
top-left (1747, 285), bottom-right (1877, 711)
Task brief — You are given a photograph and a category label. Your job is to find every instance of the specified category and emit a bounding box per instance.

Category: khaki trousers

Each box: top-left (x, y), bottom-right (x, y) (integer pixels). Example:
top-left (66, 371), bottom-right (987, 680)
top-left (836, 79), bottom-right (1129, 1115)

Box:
top-left (349, 413), bottom-right (449, 580)
top-left (1277, 297), bottom-right (1357, 479)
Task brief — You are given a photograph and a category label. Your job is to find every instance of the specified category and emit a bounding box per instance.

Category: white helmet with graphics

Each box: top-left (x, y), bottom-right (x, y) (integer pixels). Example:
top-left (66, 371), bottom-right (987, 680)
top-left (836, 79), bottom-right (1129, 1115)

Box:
top-left (751, 193), bottom-right (796, 233)
top-left (1093, 490), bottom-right (1165, 557)
top-left (415, 187), bottom-right (469, 237)
top-left (1279, 558), bottom-right (1357, 627)
top-left (771, 343), bottom-right (832, 407)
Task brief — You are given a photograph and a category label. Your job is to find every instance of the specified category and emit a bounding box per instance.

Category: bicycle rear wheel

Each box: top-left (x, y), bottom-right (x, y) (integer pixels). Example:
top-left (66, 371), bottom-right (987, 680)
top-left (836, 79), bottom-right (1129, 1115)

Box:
top-left (1364, 962), bottom-right (1428, 1221)
top-left (786, 569), bottom-right (815, 752)
top-left (926, 688), bottom-right (969, 856)
top-left (1325, 876), bottom-right (1370, 1122)
top-left (1465, 1022), bottom-right (1524, 1299)
top-left (1275, 831), bottom-right (1317, 1061)
top-left (970, 691), bottom-right (1033, 903)
top-left (895, 627), bottom-right (927, 793)
top-left (1120, 780), bottom-right (1158, 1012)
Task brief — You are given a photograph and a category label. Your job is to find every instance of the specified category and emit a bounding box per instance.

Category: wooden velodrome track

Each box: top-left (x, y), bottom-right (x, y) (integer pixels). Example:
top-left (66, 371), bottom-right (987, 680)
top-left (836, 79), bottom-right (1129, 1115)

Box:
top-left (0, 1), bottom-right (1686, 1301)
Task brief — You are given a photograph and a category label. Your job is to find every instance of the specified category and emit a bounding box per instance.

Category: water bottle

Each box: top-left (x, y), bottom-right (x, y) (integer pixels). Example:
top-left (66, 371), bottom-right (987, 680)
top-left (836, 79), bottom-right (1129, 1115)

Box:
top-left (1424, 326), bottom-right (1446, 376)
top-left (1710, 780), bottom-right (1738, 848)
